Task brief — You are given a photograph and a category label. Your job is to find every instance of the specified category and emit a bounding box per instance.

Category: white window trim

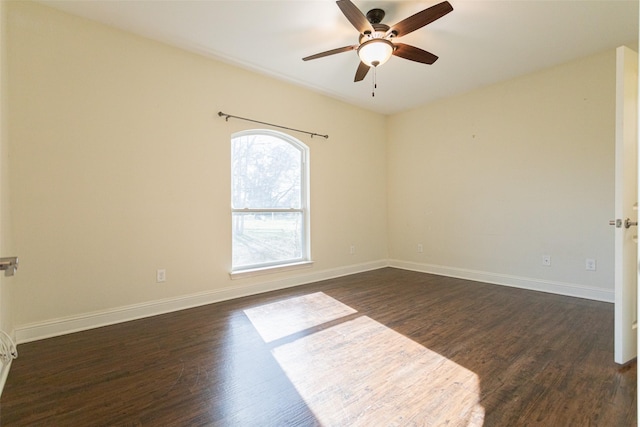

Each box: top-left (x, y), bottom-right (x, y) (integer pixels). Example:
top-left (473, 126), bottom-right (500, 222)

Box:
top-left (229, 260), bottom-right (314, 280)
top-left (230, 129), bottom-right (311, 274)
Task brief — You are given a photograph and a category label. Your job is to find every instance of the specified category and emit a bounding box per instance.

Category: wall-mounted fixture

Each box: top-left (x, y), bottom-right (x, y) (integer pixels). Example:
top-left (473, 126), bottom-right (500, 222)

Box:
top-left (0, 257), bottom-right (18, 277)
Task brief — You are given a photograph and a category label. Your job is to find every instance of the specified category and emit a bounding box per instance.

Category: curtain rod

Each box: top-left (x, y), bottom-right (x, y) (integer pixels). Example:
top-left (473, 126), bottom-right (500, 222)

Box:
top-left (218, 111), bottom-right (329, 139)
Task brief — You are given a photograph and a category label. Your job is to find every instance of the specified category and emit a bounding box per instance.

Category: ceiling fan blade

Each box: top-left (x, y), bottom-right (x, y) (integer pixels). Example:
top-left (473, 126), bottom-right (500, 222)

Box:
top-left (354, 61), bottom-right (370, 82)
top-left (336, 0), bottom-right (373, 35)
top-left (303, 45), bottom-right (358, 61)
top-left (389, 1), bottom-right (453, 38)
top-left (393, 43), bottom-right (439, 64)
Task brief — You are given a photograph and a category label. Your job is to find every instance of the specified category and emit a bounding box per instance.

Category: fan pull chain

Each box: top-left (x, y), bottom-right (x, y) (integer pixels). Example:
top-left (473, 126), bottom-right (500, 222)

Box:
top-left (372, 66), bottom-right (377, 97)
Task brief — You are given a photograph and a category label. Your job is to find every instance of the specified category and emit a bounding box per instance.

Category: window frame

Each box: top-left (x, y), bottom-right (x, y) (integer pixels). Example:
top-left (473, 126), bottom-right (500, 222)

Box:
top-left (230, 129), bottom-right (311, 277)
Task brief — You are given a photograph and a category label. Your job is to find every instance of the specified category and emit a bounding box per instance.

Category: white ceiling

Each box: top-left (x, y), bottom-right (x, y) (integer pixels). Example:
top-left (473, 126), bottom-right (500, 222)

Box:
top-left (40, 0), bottom-right (638, 115)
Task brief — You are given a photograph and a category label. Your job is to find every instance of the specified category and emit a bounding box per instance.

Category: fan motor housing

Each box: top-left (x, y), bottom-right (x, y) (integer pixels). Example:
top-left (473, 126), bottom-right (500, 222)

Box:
top-left (361, 23), bottom-right (391, 41)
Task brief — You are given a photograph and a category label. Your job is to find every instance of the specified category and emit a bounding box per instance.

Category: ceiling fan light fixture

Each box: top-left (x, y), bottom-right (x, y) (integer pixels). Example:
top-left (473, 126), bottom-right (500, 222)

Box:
top-left (357, 39), bottom-right (394, 67)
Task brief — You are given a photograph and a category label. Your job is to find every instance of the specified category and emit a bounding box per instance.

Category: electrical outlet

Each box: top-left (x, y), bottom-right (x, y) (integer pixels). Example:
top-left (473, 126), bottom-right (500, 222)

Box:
top-left (542, 255), bottom-right (551, 266)
top-left (586, 259), bottom-right (596, 271)
top-left (417, 244), bottom-right (424, 253)
top-left (156, 269), bottom-right (166, 283)
top-left (350, 245), bottom-right (355, 255)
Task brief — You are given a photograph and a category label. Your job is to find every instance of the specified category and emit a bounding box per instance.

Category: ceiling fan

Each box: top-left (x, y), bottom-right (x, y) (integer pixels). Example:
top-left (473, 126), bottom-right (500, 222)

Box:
top-left (303, 0), bottom-right (453, 83)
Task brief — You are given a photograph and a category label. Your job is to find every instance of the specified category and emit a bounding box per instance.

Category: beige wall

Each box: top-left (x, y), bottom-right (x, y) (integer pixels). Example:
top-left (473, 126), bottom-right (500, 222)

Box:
top-left (388, 50), bottom-right (617, 295)
top-left (1, 0), bottom-right (15, 336)
top-left (5, 1), bottom-right (627, 339)
top-left (8, 2), bottom-right (388, 330)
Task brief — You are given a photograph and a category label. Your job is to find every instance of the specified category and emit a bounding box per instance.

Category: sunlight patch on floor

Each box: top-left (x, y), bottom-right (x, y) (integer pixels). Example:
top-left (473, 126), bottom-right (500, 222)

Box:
top-left (243, 292), bottom-right (357, 342)
top-left (246, 293), bottom-right (485, 426)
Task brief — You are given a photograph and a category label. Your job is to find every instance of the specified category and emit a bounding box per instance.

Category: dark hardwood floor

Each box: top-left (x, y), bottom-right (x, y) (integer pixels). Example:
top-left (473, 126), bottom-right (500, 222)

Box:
top-left (0, 268), bottom-right (636, 426)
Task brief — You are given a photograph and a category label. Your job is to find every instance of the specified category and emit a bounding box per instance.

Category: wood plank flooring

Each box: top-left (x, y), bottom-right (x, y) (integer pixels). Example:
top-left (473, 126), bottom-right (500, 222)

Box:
top-left (0, 268), bottom-right (636, 426)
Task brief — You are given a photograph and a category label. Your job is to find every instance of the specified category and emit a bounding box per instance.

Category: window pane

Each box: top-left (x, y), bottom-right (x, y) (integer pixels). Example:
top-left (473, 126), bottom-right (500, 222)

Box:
top-left (232, 134), bottom-right (302, 209)
top-left (232, 211), bottom-right (303, 268)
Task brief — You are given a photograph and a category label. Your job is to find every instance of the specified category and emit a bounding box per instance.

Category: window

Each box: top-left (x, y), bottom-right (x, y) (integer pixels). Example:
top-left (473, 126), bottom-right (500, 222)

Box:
top-left (231, 130), bottom-right (310, 273)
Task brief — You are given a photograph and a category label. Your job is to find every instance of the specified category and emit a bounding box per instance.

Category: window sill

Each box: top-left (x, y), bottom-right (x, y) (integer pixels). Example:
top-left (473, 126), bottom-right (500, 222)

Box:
top-left (230, 261), bottom-right (314, 280)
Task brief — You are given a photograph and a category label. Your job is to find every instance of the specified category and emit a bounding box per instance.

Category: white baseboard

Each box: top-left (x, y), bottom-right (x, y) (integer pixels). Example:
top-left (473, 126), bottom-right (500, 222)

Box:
top-left (14, 258), bottom-right (613, 344)
top-left (389, 259), bottom-right (614, 303)
top-left (14, 260), bottom-right (389, 344)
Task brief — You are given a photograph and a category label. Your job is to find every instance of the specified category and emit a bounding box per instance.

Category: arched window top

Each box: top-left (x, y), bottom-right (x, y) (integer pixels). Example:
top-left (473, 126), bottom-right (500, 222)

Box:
top-left (231, 130), bottom-right (308, 210)
top-left (232, 129), bottom-right (308, 153)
